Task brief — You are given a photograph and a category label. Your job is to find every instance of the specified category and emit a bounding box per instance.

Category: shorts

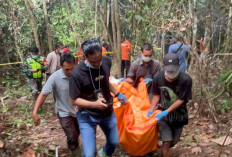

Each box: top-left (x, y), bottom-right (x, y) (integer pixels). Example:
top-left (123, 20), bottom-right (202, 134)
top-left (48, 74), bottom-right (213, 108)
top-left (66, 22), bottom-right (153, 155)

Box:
top-left (157, 120), bottom-right (183, 147)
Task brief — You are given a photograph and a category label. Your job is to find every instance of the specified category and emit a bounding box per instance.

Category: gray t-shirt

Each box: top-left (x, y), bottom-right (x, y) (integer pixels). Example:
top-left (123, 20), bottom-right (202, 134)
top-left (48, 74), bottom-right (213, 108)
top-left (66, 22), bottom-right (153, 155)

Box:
top-left (42, 69), bottom-right (76, 117)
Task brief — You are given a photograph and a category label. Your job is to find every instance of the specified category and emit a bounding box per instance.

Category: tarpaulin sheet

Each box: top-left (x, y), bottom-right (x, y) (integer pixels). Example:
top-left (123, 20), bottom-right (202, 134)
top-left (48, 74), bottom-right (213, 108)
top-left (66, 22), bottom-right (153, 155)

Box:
top-left (112, 80), bottom-right (161, 156)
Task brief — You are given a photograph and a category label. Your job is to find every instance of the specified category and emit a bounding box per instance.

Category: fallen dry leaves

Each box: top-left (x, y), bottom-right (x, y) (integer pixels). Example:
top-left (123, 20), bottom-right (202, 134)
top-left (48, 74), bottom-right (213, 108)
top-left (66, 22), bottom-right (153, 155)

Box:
top-left (0, 140), bottom-right (4, 148)
top-left (191, 146), bottom-right (202, 155)
top-left (211, 136), bottom-right (232, 146)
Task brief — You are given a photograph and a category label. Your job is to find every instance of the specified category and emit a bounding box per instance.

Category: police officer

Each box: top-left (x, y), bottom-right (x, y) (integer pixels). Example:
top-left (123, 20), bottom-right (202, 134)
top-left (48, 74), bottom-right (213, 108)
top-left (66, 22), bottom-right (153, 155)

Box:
top-left (22, 46), bottom-right (48, 100)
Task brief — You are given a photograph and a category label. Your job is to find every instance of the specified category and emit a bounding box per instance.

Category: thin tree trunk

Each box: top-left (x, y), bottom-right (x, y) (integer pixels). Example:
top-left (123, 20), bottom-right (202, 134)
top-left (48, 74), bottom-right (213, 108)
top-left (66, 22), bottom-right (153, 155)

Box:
top-left (114, 0), bottom-right (121, 77)
top-left (189, 0), bottom-right (193, 19)
top-left (192, 0), bottom-right (198, 56)
top-left (42, 0), bottom-right (53, 53)
top-left (95, 0), bottom-right (97, 37)
top-left (24, 0), bottom-right (41, 54)
top-left (3, 45), bottom-right (10, 63)
top-left (12, 5), bottom-right (23, 61)
top-left (225, 0), bottom-right (232, 52)
top-left (111, 0), bottom-right (117, 52)
top-left (64, 0), bottom-right (82, 47)
top-left (131, 1), bottom-right (134, 40)
top-left (105, 0), bottom-right (108, 26)
top-left (156, 30), bottom-right (160, 47)
top-left (218, 24), bottom-right (222, 52)
top-left (204, 0), bottom-right (212, 55)
top-left (161, 30), bottom-right (166, 59)
top-left (99, 6), bottom-right (113, 47)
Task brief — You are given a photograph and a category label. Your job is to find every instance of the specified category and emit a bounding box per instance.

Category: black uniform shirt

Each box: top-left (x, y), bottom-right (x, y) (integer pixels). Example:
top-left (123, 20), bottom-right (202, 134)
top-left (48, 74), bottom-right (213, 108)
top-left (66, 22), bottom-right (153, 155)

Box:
top-left (69, 56), bottom-right (113, 117)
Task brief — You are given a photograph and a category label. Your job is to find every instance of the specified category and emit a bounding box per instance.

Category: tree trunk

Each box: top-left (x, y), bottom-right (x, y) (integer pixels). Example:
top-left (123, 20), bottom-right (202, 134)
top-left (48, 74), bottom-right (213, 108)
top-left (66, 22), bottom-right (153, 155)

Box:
top-left (192, 0), bottom-right (198, 57)
top-left (225, 0), bottom-right (232, 52)
top-left (114, 0), bottom-right (121, 77)
top-left (161, 30), bottom-right (166, 59)
top-left (218, 24), bottom-right (222, 52)
top-left (3, 45), bottom-right (10, 63)
top-left (24, 0), bottom-right (41, 54)
top-left (105, 0), bottom-right (108, 25)
top-left (98, 5), bottom-right (113, 47)
top-left (156, 30), bottom-right (160, 48)
top-left (95, 0), bottom-right (98, 37)
top-left (111, 0), bottom-right (117, 52)
top-left (64, 0), bottom-right (82, 47)
top-left (204, 0), bottom-right (212, 55)
top-left (42, 0), bottom-right (53, 53)
top-left (189, 0), bottom-right (193, 19)
top-left (131, 1), bottom-right (134, 40)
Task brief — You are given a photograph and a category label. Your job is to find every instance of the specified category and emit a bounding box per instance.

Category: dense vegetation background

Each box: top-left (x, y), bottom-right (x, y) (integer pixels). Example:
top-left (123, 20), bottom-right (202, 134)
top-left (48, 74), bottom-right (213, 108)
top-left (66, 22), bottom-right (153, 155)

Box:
top-left (0, 0), bottom-right (232, 156)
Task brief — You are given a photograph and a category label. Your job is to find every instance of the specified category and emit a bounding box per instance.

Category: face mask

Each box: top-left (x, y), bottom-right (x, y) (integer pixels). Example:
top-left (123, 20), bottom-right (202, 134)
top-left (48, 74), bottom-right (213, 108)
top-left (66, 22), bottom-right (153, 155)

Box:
top-left (86, 60), bottom-right (102, 69)
top-left (59, 49), bottom-right (63, 53)
top-left (32, 55), bottom-right (39, 59)
top-left (165, 71), bottom-right (180, 79)
top-left (141, 54), bottom-right (151, 62)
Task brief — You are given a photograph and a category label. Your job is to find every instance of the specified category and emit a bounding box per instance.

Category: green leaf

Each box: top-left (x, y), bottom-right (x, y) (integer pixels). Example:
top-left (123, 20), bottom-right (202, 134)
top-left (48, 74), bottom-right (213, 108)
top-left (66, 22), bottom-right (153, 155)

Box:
top-left (216, 70), bottom-right (232, 82)
top-left (221, 108), bottom-right (225, 114)
top-left (135, 15), bottom-right (143, 22)
top-left (127, 11), bottom-right (132, 18)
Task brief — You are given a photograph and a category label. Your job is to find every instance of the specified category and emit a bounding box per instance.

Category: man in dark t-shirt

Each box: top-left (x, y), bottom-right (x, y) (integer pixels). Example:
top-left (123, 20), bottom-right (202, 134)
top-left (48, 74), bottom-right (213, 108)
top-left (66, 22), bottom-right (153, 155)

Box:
top-left (147, 53), bottom-right (192, 157)
top-left (69, 38), bottom-right (128, 157)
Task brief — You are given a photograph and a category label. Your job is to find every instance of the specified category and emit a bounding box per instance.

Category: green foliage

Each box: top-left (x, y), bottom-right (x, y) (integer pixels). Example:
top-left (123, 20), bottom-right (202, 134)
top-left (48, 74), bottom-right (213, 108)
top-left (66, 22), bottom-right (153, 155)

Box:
top-left (216, 99), bottom-right (232, 114)
top-left (214, 70), bottom-right (232, 114)
top-left (34, 146), bottom-right (44, 153)
top-left (183, 135), bottom-right (193, 146)
top-left (216, 70), bottom-right (232, 92)
top-left (217, 70), bottom-right (232, 84)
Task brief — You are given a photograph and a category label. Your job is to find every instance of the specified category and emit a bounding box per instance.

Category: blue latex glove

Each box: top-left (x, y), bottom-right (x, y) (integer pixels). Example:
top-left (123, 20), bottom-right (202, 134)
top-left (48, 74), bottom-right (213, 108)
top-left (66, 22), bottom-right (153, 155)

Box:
top-left (147, 109), bottom-right (153, 117)
top-left (154, 110), bottom-right (168, 121)
top-left (117, 93), bottom-right (128, 104)
top-left (119, 78), bottom-right (126, 83)
top-left (144, 78), bottom-right (152, 84)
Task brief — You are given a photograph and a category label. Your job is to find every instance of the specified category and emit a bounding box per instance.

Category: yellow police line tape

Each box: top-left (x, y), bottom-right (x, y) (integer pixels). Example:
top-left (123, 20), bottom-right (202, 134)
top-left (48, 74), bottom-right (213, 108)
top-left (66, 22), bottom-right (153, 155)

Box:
top-left (0, 51), bottom-right (116, 66)
top-left (0, 62), bottom-right (23, 66)
top-left (0, 49), bottom-right (165, 66)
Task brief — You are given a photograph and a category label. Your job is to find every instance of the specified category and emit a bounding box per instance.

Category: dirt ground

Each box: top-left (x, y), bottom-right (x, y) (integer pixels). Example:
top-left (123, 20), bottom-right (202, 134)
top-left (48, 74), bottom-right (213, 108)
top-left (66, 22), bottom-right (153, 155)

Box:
top-left (0, 85), bottom-right (232, 157)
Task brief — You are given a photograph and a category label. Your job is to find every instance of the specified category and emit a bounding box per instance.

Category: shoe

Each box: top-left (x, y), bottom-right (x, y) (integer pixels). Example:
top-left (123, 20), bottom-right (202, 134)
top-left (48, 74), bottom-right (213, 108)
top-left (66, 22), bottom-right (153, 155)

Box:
top-left (70, 147), bottom-right (82, 157)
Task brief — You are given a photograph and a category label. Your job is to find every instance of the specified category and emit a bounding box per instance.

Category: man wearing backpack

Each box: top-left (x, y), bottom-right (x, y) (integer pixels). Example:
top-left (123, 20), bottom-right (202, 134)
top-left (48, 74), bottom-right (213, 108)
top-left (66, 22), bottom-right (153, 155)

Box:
top-left (22, 46), bottom-right (48, 100)
top-left (148, 53), bottom-right (192, 157)
top-left (119, 43), bottom-right (161, 101)
top-left (168, 35), bottom-right (190, 72)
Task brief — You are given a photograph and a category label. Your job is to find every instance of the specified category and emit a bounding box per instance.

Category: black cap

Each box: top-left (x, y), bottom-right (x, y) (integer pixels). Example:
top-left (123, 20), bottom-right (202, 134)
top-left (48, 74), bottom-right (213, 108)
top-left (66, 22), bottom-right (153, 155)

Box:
top-left (163, 53), bottom-right (179, 71)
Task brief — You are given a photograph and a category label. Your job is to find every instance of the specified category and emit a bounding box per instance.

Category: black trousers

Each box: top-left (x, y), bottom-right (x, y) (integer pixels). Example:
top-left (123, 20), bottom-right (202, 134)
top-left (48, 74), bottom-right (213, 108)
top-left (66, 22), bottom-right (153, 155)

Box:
top-left (57, 113), bottom-right (80, 150)
top-left (121, 60), bottom-right (131, 77)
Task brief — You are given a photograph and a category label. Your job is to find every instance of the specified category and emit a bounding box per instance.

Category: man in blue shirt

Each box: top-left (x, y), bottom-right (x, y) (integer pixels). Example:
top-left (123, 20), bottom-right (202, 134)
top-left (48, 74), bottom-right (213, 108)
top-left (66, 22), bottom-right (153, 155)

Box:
top-left (168, 35), bottom-right (190, 72)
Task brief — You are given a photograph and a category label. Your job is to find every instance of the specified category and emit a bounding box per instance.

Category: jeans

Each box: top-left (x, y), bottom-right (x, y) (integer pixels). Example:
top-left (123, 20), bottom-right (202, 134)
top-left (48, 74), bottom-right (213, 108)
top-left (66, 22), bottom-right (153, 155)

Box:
top-left (76, 111), bottom-right (119, 157)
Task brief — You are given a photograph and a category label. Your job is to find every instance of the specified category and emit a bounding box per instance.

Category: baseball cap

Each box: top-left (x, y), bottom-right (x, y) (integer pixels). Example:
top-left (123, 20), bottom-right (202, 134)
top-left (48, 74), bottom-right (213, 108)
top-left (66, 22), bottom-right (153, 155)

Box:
top-left (170, 37), bottom-right (177, 43)
top-left (163, 53), bottom-right (179, 71)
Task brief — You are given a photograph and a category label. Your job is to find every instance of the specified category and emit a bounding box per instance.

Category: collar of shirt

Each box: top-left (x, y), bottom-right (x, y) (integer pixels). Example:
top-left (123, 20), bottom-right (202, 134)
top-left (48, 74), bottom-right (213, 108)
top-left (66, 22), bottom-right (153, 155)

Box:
top-left (139, 58), bottom-right (153, 66)
top-left (58, 69), bottom-right (68, 79)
